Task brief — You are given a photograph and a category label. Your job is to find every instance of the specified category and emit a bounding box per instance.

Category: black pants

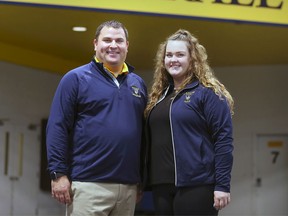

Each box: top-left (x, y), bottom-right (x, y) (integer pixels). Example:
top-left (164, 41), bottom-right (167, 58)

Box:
top-left (152, 184), bottom-right (218, 216)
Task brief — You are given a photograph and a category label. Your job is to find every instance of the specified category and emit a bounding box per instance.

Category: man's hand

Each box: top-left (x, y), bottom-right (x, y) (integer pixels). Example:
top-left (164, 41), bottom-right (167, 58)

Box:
top-left (213, 191), bottom-right (231, 210)
top-left (51, 175), bottom-right (72, 205)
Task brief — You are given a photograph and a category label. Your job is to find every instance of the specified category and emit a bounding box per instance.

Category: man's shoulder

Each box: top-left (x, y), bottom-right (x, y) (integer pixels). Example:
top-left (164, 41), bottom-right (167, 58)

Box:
top-left (127, 71), bottom-right (144, 81)
top-left (63, 61), bottom-right (96, 78)
top-left (69, 62), bottom-right (92, 74)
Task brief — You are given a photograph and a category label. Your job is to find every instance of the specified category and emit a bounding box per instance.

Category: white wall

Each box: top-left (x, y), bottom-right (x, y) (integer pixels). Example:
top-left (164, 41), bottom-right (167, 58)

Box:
top-left (214, 65), bottom-right (288, 216)
top-left (0, 61), bottom-right (61, 123)
top-left (1, 61), bottom-right (288, 215)
top-left (0, 61), bottom-right (65, 215)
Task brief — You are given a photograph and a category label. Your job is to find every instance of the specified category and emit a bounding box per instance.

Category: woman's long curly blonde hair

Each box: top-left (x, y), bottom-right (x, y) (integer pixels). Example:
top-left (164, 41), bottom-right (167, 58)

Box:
top-left (144, 29), bottom-right (234, 117)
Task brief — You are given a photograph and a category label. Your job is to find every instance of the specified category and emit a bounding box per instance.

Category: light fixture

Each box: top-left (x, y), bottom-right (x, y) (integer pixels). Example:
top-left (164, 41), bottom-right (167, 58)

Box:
top-left (72, 26), bottom-right (87, 32)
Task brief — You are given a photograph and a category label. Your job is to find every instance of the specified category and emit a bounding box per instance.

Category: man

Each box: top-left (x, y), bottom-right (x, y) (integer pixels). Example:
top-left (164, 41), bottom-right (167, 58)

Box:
top-left (46, 20), bottom-right (147, 216)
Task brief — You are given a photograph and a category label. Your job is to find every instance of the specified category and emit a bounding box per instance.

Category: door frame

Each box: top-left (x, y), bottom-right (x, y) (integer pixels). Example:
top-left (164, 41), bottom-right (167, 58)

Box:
top-left (252, 133), bottom-right (288, 215)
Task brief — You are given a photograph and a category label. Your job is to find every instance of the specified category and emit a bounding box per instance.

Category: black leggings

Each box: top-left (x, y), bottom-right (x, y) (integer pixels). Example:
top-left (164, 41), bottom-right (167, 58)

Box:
top-left (152, 184), bottom-right (218, 216)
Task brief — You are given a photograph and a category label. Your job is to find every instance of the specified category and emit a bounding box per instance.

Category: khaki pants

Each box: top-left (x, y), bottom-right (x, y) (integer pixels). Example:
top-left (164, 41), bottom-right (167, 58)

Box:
top-left (66, 181), bottom-right (137, 216)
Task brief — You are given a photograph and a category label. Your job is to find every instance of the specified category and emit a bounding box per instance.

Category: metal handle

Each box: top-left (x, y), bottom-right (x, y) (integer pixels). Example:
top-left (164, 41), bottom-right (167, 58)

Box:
top-left (4, 132), bottom-right (9, 175)
top-left (256, 177), bottom-right (262, 187)
top-left (18, 133), bottom-right (24, 177)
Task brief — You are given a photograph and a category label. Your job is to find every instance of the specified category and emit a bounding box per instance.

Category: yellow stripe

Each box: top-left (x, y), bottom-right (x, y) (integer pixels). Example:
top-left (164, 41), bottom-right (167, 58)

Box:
top-left (268, 141), bottom-right (283, 148)
top-left (3, 0), bottom-right (288, 26)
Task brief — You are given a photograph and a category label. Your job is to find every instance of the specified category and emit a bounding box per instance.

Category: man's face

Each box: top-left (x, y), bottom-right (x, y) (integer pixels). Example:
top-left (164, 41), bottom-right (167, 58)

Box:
top-left (94, 26), bottom-right (129, 70)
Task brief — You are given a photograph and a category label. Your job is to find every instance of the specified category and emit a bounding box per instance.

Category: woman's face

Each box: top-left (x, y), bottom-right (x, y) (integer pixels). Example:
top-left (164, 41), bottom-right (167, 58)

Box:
top-left (164, 40), bottom-right (190, 83)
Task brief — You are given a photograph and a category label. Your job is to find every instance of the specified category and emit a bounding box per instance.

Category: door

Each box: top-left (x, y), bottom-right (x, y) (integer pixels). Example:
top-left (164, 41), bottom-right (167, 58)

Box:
top-left (0, 122), bottom-right (39, 216)
top-left (254, 134), bottom-right (288, 215)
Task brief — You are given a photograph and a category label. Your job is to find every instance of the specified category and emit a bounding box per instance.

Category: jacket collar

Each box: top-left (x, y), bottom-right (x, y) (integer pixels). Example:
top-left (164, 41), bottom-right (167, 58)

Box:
top-left (183, 79), bottom-right (200, 89)
top-left (167, 79), bottom-right (200, 92)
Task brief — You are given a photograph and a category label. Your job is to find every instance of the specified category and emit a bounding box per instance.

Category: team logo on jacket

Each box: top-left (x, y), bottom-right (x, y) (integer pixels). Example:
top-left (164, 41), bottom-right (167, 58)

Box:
top-left (131, 86), bottom-right (141, 98)
top-left (184, 91), bottom-right (195, 103)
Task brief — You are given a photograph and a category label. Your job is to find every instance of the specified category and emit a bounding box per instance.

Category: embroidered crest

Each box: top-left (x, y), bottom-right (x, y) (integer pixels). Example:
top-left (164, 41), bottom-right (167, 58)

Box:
top-left (131, 86), bottom-right (141, 98)
top-left (184, 91), bottom-right (195, 103)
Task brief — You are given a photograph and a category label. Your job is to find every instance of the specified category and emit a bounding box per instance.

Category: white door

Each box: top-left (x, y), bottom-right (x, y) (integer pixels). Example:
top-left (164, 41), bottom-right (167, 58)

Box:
top-left (0, 123), bottom-right (39, 216)
top-left (0, 124), bottom-right (12, 215)
top-left (254, 134), bottom-right (288, 216)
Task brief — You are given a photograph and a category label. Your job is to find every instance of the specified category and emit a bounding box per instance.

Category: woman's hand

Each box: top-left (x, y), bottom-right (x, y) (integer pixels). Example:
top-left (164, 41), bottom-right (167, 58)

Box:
top-left (213, 191), bottom-right (231, 210)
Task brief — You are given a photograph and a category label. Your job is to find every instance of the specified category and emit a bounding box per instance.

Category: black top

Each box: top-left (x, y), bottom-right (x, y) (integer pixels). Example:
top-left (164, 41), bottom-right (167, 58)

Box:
top-left (148, 89), bottom-right (175, 185)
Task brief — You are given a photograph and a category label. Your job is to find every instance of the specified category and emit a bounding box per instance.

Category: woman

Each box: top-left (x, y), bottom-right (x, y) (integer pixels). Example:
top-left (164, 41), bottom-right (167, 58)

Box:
top-left (144, 29), bottom-right (234, 216)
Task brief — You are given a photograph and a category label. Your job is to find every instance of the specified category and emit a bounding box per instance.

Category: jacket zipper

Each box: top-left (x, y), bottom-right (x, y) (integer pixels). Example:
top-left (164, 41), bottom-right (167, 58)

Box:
top-left (104, 68), bottom-right (122, 88)
top-left (147, 83), bottom-right (198, 186)
top-left (169, 89), bottom-right (181, 186)
top-left (168, 84), bottom-right (198, 186)
top-left (147, 86), bottom-right (179, 186)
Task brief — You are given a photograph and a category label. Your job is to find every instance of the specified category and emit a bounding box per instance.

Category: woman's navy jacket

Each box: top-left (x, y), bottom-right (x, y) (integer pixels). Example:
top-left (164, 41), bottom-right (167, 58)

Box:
top-left (146, 80), bottom-right (233, 192)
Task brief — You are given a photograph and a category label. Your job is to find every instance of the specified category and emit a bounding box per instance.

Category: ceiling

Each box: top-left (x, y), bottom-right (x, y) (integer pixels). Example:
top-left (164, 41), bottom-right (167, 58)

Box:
top-left (1, 2), bottom-right (288, 76)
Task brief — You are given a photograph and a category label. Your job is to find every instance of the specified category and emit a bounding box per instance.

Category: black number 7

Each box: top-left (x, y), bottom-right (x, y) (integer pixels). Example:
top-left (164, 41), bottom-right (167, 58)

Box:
top-left (271, 151), bottom-right (280, 164)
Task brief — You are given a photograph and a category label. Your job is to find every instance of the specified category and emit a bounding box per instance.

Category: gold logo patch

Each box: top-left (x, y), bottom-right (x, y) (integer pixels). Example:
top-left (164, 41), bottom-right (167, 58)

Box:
top-left (132, 86), bottom-right (141, 98)
top-left (184, 91), bottom-right (195, 103)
